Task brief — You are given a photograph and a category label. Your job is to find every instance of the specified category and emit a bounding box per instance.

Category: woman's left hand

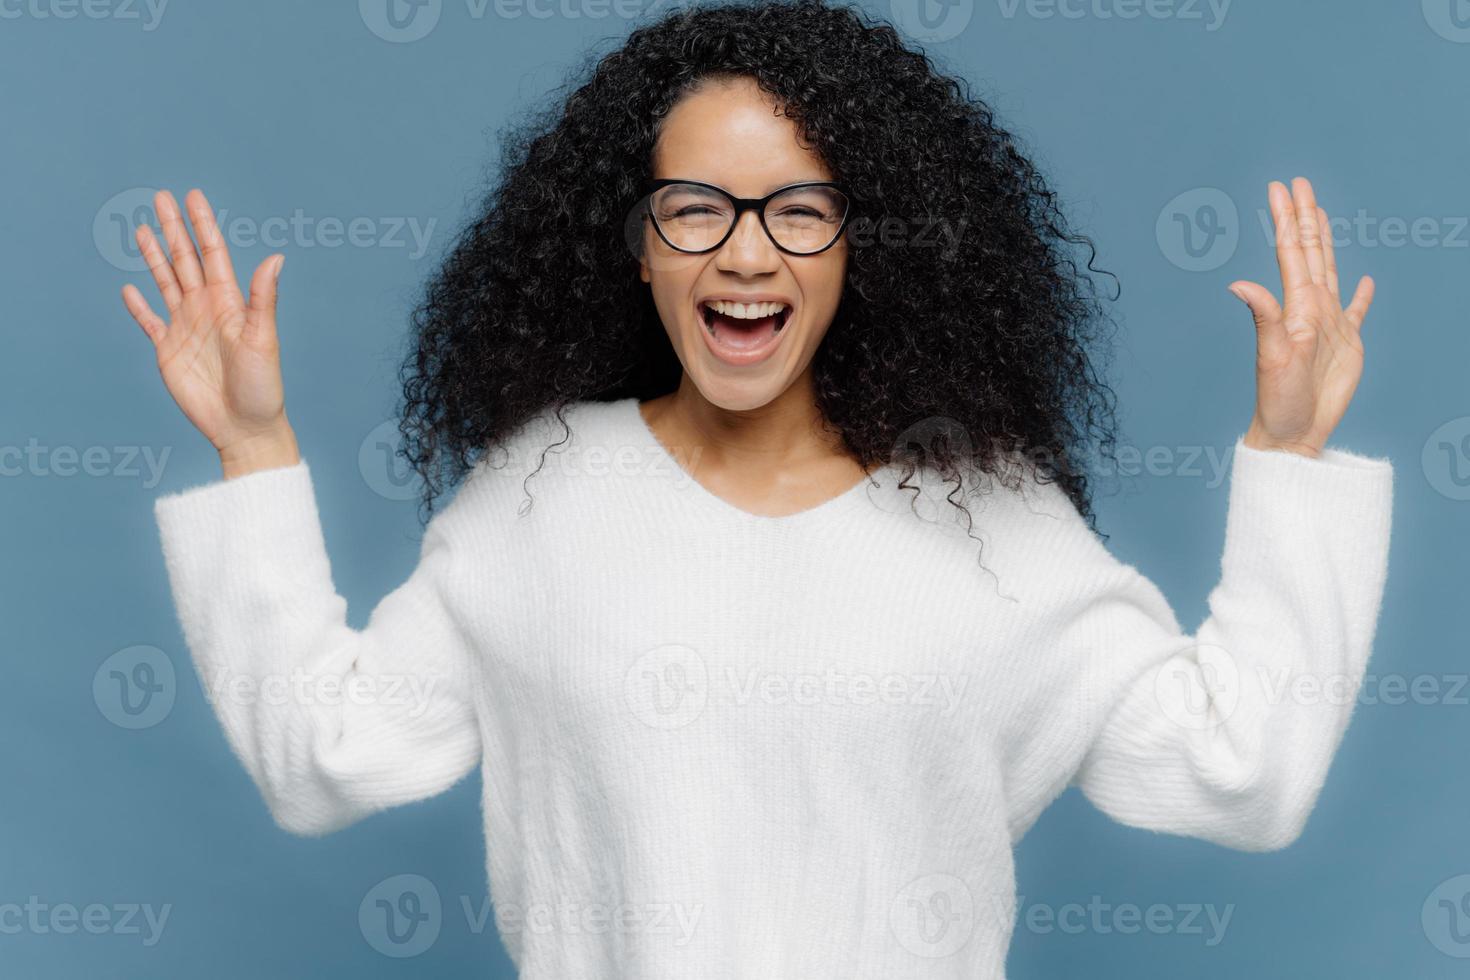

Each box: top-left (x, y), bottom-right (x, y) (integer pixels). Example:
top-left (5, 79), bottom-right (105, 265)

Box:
top-left (1228, 176), bottom-right (1375, 458)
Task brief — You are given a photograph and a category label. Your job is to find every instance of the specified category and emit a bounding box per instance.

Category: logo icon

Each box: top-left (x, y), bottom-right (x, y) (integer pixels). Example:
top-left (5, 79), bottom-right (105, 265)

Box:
top-left (93, 645), bottom-right (176, 730)
top-left (360, 0), bottom-right (443, 43)
top-left (1156, 187), bottom-right (1239, 272)
top-left (360, 874), bottom-right (442, 957)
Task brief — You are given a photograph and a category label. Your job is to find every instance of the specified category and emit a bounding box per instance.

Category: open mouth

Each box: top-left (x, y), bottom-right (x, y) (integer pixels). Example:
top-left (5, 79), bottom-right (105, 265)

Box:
top-left (698, 299), bottom-right (791, 352)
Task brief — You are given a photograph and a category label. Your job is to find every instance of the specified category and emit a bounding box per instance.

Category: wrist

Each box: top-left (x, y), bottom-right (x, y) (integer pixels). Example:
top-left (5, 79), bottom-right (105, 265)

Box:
top-left (1242, 419), bottom-right (1321, 459)
top-left (218, 423), bottom-right (300, 479)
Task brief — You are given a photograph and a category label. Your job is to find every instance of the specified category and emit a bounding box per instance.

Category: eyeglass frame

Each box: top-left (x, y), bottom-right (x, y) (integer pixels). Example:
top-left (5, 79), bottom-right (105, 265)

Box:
top-left (641, 178), bottom-right (854, 256)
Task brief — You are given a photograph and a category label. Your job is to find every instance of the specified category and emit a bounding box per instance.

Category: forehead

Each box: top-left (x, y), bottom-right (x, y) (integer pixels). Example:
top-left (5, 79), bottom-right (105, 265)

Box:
top-left (651, 76), bottom-right (834, 196)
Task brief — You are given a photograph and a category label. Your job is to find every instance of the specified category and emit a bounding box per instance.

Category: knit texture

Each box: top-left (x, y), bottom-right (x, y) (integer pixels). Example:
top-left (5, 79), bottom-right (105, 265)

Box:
top-left (153, 396), bottom-right (1394, 978)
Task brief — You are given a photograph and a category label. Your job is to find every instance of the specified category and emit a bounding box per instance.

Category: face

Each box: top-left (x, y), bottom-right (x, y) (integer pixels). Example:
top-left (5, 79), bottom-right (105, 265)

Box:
top-left (638, 75), bottom-right (849, 411)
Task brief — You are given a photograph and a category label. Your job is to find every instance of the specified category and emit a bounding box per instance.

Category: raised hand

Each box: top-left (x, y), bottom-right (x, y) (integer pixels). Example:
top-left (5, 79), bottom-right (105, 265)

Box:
top-left (1228, 177), bottom-right (1375, 458)
top-left (120, 188), bottom-right (300, 477)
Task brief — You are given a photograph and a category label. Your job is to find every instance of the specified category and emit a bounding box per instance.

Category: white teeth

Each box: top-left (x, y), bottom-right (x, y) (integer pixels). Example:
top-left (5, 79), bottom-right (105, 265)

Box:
top-left (706, 299), bottom-right (789, 320)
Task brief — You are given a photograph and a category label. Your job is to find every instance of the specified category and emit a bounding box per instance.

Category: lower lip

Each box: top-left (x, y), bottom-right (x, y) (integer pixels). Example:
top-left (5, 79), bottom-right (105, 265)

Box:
top-left (695, 303), bottom-right (791, 367)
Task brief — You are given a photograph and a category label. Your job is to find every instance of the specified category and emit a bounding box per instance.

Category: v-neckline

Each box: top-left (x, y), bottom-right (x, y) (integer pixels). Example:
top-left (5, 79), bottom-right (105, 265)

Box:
top-left (624, 397), bottom-right (882, 525)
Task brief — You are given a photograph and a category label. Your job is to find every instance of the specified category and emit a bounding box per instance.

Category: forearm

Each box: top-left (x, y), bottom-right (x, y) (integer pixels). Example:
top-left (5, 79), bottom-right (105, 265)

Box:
top-left (1072, 436), bottom-right (1393, 850)
top-left (154, 458), bottom-right (481, 836)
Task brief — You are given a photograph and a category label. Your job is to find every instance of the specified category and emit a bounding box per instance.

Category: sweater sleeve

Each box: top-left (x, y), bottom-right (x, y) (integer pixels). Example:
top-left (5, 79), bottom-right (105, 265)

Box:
top-left (153, 459), bottom-right (482, 837)
top-left (1066, 437), bottom-right (1393, 851)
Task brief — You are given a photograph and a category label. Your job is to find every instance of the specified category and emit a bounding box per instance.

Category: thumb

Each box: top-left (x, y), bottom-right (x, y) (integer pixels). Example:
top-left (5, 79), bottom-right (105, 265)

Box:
top-left (245, 254), bottom-right (285, 344)
top-left (1228, 280), bottom-right (1288, 357)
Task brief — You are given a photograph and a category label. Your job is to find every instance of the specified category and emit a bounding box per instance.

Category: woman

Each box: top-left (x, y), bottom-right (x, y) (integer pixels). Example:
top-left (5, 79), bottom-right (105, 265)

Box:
top-left (122, 1), bottom-right (1393, 976)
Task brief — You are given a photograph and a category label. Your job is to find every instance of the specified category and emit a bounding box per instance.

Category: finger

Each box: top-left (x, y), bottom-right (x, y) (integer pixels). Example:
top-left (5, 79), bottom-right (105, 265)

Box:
top-left (121, 283), bottom-right (167, 345)
top-left (244, 254), bottom-right (285, 344)
top-left (1290, 177), bottom-right (1327, 287)
top-left (1316, 206), bottom-right (1341, 303)
top-left (1229, 279), bottom-right (1290, 360)
top-left (136, 223), bottom-right (183, 316)
top-left (154, 189), bottom-right (205, 293)
top-left (1344, 275), bottom-right (1375, 331)
top-left (185, 188), bottom-right (242, 298)
top-left (1269, 181), bottom-right (1313, 294)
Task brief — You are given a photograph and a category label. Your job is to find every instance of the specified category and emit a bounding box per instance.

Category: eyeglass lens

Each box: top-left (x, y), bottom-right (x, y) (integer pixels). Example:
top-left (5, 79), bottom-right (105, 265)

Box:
top-left (648, 183), bottom-right (848, 254)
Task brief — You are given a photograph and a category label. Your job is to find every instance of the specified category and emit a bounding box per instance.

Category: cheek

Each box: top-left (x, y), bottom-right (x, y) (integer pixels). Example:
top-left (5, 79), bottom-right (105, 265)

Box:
top-left (641, 232), bottom-right (707, 305)
top-left (797, 253), bottom-right (848, 321)
top-left (644, 270), bottom-right (706, 338)
top-left (647, 272), bottom-right (693, 314)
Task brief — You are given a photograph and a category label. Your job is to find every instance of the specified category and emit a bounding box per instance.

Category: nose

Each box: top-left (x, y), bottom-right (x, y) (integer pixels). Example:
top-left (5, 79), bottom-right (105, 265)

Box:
top-left (713, 209), bottom-right (781, 276)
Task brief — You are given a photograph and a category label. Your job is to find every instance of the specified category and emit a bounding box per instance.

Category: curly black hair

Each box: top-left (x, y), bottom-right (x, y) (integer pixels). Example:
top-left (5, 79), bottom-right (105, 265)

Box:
top-left (397, 0), bottom-right (1121, 536)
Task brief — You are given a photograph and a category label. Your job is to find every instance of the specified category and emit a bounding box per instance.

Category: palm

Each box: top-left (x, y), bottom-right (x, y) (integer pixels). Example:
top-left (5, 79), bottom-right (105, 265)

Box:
top-left (1229, 177), bottom-right (1374, 457)
top-left (120, 189), bottom-right (288, 452)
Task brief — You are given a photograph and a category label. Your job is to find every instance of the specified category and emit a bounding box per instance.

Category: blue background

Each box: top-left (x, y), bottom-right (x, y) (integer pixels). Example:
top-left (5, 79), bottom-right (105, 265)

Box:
top-left (3, 0), bottom-right (1467, 976)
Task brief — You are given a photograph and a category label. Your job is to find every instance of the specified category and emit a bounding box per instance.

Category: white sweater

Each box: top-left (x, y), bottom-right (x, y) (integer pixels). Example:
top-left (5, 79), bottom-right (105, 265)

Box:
top-left (153, 395), bottom-right (1393, 979)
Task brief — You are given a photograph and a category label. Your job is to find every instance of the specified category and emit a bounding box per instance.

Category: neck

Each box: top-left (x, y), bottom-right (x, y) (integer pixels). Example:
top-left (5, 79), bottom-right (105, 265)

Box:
top-left (644, 375), bottom-right (853, 472)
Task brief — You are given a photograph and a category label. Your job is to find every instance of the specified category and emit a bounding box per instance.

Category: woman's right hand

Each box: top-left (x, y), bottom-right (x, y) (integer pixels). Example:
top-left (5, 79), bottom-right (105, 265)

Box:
top-left (121, 188), bottom-right (300, 478)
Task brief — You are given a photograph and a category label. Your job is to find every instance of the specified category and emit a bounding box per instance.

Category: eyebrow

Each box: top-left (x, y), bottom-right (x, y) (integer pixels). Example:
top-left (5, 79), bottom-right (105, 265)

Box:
top-left (656, 177), bottom-right (834, 195)
top-left (670, 183), bottom-right (725, 197)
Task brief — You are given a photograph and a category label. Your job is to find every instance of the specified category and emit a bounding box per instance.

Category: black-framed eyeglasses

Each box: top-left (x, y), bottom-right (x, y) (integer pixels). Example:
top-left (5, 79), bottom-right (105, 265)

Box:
top-left (641, 178), bottom-right (852, 256)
